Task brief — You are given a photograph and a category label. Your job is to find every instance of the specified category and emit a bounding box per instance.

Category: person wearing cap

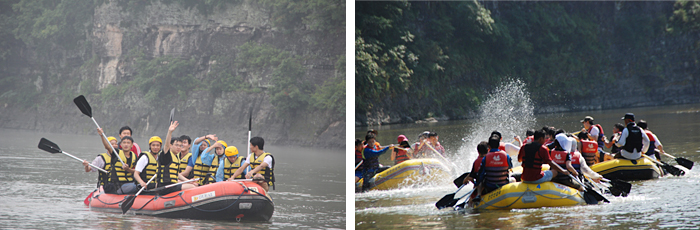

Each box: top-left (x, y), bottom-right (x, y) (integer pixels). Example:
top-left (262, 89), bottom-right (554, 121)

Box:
top-left (118, 126), bottom-right (141, 155)
top-left (214, 146), bottom-right (248, 182)
top-left (231, 136), bottom-right (276, 192)
top-left (580, 116), bottom-right (606, 152)
top-left (133, 136), bottom-right (163, 190)
top-left (391, 135), bottom-right (412, 164)
top-left (180, 134), bottom-right (217, 181)
top-left (358, 133), bottom-right (395, 192)
top-left (614, 113), bottom-right (650, 160)
top-left (637, 120), bottom-right (665, 160)
top-left (82, 135), bottom-right (120, 187)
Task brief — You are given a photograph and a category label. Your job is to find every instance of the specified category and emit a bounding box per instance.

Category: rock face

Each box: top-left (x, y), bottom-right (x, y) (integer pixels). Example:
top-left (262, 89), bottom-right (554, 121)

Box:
top-left (1, 1), bottom-right (344, 149)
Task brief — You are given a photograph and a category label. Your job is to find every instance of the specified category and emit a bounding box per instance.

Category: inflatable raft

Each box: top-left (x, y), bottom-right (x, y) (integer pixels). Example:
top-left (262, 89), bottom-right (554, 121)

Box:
top-left (590, 158), bottom-right (662, 181)
top-left (356, 158), bottom-right (450, 192)
top-left (88, 181), bottom-right (274, 221)
top-left (472, 182), bottom-right (586, 210)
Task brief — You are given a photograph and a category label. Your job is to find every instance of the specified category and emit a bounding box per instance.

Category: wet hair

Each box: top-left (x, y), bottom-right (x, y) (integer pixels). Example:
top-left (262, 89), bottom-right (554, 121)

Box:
top-left (477, 141), bottom-right (489, 155)
top-left (543, 126), bottom-right (556, 137)
top-left (526, 129), bottom-right (535, 137)
top-left (491, 131), bottom-right (502, 140)
top-left (365, 133), bottom-right (376, 142)
top-left (555, 129), bottom-right (566, 136)
top-left (170, 136), bottom-right (181, 144)
top-left (179, 135), bottom-right (191, 145)
top-left (614, 123), bottom-right (625, 132)
top-left (637, 120), bottom-right (648, 129)
top-left (428, 132), bottom-right (438, 137)
top-left (367, 129), bottom-right (378, 135)
top-left (356, 139), bottom-right (363, 147)
top-left (121, 136), bottom-right (134, 144)
top-left (533, 130), bottom-right (545, 140)
top-left (119, 126), bottom-right (133, 136)
top-left (577, 131), bottom-right (589, 140)
top-left (552, 139), bottom-right (562, 149)
top-left (488, 136), bottom-right (500, 149)
top-left (251, 137), bottom-right (265, 150)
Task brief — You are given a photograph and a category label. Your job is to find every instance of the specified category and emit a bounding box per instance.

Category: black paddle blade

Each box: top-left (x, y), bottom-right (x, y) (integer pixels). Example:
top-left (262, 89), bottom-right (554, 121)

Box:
top-left (675, 157), bottom-right (694, 170)
top-left (435, 193), bottom-right (457, 209)
top-left (453, 172), bottom-right (470, 188)
top-left (73, 95), bottom-right (92, 117)
top-left (38, 138), bottom-right (61, 153)
top-left (169, 108), bottom-right (175, 123)
top-left (121, 195), bottom-right (135, 214)
top-left (248, 106), bottom-right (253, 131)
top-left (608, 179), bottom-right (631, 197)
top-left (662, 163), bottom-right (685, 176)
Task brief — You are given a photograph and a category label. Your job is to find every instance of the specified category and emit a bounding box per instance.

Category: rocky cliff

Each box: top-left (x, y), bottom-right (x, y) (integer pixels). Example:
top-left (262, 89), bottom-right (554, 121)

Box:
top-left (0, 0), bottom-right (345, 148)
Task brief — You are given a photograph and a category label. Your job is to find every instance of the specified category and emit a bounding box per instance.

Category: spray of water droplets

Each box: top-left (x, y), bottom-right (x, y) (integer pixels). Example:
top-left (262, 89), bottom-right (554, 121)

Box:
top-left (452, 78), bottom-right (537, 174)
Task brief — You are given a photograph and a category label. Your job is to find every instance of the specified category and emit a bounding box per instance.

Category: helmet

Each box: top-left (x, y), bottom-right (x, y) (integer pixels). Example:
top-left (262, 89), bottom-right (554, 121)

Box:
top-left (107, 136), bottom-right (118, 143)
top-left (149, 136), bottom-right (162, 144)
top-left (225, 146), bottom-right (239, 157)
top-left (217, 140), bottom-right (228, 148)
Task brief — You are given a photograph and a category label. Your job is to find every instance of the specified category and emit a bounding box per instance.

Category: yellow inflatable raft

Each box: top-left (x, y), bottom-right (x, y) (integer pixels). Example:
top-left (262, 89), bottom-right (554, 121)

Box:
top-left (590, 158), bottom-right (662, 181)
top-left (356, 158), bottom-right (449, 192)
top-left (473, 182), bottom-right (586, 210)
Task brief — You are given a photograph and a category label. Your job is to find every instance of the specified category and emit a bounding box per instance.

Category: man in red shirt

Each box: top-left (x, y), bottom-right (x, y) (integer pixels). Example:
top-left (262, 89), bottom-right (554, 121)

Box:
top-left (518, 130), bottom-right (569, 184)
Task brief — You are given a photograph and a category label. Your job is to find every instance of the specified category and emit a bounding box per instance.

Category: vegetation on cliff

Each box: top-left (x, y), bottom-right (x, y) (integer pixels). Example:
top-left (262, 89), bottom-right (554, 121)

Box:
top-left (356, 1), bottom-right (700, 124)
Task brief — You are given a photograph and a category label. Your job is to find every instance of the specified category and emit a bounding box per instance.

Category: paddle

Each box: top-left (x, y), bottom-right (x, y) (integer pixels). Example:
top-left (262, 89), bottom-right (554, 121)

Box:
top-left (121, 172), bottom-right (158, 214)
top-left (662, 152), bottom-right (694, 170)
top-left (642, 154), bottom-right (684, 176)
top-left (436, 184), bottom-right (468, 209)
top-left (603, 178), bottom-right (631, 197)
top-left (38, 138), bottom-right (109, 173)
top-left (583, 175), bottom-right (612, 202)
top-left (423, 142), bottom-right (457, 172)
top-left (569, 174), bottom-right (609, 204)
top-left (355, 160), bottom-right (363, 171)
top-left (73, 95), bottom-right (126, 166)
top-left (145, 178), bottom-right (200, 193)
top-left (453, 172), bottom-right (470, 187)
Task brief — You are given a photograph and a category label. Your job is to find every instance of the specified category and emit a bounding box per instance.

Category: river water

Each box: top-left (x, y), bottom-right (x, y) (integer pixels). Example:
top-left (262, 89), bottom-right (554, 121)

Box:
top-left (0, 129), bottom-right (345, 229)
top-left (355, 82), bottom-right (700, 229)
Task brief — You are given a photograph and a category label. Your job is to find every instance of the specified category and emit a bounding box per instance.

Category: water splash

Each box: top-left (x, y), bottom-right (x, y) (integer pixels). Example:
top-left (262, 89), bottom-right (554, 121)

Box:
top-left (454, 78), bottom-right (536, 173)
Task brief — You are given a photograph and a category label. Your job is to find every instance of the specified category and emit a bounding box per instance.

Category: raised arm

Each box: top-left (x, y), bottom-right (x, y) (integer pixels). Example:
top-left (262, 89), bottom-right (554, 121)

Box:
top-left (163, 121), bottom-right (178, 153)
top-left (97, 128), bottom-right (113, 154)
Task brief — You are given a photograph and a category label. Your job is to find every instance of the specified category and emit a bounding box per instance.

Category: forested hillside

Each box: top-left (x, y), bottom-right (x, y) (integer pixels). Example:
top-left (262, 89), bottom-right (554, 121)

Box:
top-left (356, 1), bottom-right (700, 125)
top-left (0, 0), bottom-right (345, 148)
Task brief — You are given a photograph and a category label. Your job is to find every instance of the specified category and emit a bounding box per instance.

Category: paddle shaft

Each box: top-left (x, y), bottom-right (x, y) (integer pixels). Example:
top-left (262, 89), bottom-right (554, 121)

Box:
top-left (148, 178), bottom-right (199, 191)
top-left (568, 174), bottom-right (587, 191)
top-left (355, 160), bottom-right (363, 170)
top-left (61, 150), bottom-right (109, 173)
top-left (90, 117), bottom-right (126, 166)
top-left (424, 142), bottom-right (457, 171)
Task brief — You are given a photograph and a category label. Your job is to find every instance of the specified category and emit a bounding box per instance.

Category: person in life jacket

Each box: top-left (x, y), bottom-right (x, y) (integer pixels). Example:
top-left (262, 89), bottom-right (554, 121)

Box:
top-left (218, 146), bottom-right (248, 182)
top-left (549, 139), bottom-right (584, 191)
top-left (82, 136), bottom-right (119, 187)
top-left (490, 130), bottom-right (522, 157)
top-left (518, 130), bottom-right (570, 185)
top-left (604, 123), bottom-right (625, 156)
top-left (179, 134), bottom-right (217, 182)
top-left (178, 135), bottom-right (193, 175)
top-left (133, 136), bottom-right (162, 190)
top-left (95, 128), bottom-right (138, 194)
top-left (195, 140), bottom-right (229, 185)
top-left (580, 116), bottom-right (606, 150)
top-left (637, 120), bottom-right (665, 161)
top-left (577, 131), bottom-right (607, 165)
top-left (462, 141), bottom-right (489, 197)
top-left (391, 135), bottom-right (412, 164)
top-left (411, 131), bottom-right (431, 158)
top-left (355, 139), bottom-right (364, 183)
top-left (614, 113), bottom-right (650, 160)
top-left (232, 136), bottom-right (276, 192)
top-left (362, 129), bottom-right (381, 150)
top-left (356, 133), bottom-right (395, 192)
top-left (154, 121), bottom-right (198, 195)
top-left (118, 126), bottom-right (141, 155)
top-left (427, 132), bottom-right (446, 156)
top-left (476, 137), bottom-right (514, 196)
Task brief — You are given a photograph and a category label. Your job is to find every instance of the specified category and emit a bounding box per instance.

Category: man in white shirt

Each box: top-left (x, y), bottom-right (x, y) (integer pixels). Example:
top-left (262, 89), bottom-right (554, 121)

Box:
top-left (231, 137), bottom-right (274, 191)
top-left (614, 113), bottom-right (650, 160)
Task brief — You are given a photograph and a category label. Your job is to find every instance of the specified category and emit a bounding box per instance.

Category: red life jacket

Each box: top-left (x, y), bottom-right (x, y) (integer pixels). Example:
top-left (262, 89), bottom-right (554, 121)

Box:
top-left (580, 140), bottom-right (598, 166)
top-left (644, 130), bottom-right (657, 155)
top-left (355, 148), bottom-right (363, 171)
top-left (394, 148), bottom-right (409, 164)
top-left (570, 151), bottom-right (582, 174)
top-left (522, 136), bottom-right (534, 146)
top-left (550, 149), bottom-right (570, 180)
top-left (482, 150), bottom-right (510, 187)
top-left (472, 156), bottom-right (484, 173)
top-left (587, 124), bottom-right (606, 146)
top-left (498, 142), bottom-right (506, 151)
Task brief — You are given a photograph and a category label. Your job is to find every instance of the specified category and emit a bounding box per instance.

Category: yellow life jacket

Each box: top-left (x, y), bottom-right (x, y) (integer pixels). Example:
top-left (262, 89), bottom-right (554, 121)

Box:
top-left (138, 151), bottom-right (158, 184)
top-left (250, 152), bottom-right (275, 189)
top-left (97, 153), bottom-right (111, 186)
top-left (179, 152), bottom-right (192, 176)
top-left (210, 155), bottom-right (246, 181)
top-left (157, 151), bottom-right (181, 185)
top-left (192, 155), bottom-right (213, 185)
top-left (101, 150), bottom-right (135, 183)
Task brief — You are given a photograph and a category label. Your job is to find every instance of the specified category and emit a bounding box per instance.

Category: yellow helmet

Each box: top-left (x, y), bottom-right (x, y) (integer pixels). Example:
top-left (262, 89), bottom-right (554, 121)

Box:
top-left (225, 146), bottom-right (239, 157)
top-left (217, 140), bottom-right (228, 148)
top-left (107, 136), bottom-right (117, 143)
top-left (149, 136), bottom-right (162, 145)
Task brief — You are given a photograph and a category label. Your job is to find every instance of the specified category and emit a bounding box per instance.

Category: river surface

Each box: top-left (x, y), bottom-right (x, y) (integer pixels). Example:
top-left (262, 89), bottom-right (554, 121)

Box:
top-left (355, 103), bottom-right (700, 229)
top-left (0, 129), bottom-right (345, 229)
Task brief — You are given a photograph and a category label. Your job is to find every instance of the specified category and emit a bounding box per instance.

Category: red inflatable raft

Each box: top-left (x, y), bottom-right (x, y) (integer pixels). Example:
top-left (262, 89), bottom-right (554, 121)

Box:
top-left (87, 181), bottom-right (274, 221)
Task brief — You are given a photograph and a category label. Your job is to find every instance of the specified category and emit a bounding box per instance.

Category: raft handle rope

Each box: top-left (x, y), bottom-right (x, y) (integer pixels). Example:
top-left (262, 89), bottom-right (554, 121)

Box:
top-left (174, 182), bottom-right (272, 213)
top-left (93, 194), bottom-right (129, 205)
top-left (484, 186), bottom-right (581, 209)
